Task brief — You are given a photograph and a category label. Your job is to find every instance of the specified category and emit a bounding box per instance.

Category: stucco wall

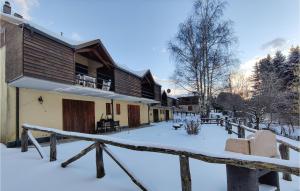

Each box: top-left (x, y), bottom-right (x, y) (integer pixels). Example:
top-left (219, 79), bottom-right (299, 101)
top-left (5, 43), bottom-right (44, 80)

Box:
top-left (2, 87), bottom-right (150, 143)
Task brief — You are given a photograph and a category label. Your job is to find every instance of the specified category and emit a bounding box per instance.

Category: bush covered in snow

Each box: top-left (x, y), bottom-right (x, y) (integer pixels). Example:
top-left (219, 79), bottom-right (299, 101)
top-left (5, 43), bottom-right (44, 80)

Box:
top-left (185, 121), bottom-right (201, 135)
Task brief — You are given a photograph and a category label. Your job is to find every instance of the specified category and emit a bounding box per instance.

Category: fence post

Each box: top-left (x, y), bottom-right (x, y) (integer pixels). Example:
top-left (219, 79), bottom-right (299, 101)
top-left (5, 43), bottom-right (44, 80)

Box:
top-left (237, 120), bottom-right (245, 138)
top-left (96, 142), bottom-right (105, 178)
top-left (279, 144), bottom-right (292, 181)
top-left (21, 128), bottom-right (28, 152)
top-left (179, 155), bottom-right (191, 191)
top-left (228, 120), bottom-right (232, 135)
top-left (225, 117), bottom-right (228, 131)
top-left (50, 133), bottom-right (57, 161)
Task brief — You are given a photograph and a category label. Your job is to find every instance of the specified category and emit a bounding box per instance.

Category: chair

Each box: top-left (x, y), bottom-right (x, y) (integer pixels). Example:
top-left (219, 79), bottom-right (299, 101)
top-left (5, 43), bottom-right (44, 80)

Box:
top-left (102, 79), bottom-right (111, 91)
top-left (225, 130), bottom-right (280, 191)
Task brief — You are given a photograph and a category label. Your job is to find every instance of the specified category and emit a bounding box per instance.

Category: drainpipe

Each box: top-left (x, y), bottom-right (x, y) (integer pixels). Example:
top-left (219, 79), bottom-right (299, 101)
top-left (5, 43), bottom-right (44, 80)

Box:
top-left (148, 104), bottom-right (150, 124)
top-left (15, 87), bottom-right (20, 147)
top-left (111, 99), bottom-right (114, 121)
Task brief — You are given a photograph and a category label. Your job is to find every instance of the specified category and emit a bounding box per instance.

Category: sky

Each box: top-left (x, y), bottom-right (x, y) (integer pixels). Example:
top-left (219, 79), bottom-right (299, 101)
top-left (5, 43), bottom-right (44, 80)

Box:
top-left (2, 0), bottom-right (300, 95)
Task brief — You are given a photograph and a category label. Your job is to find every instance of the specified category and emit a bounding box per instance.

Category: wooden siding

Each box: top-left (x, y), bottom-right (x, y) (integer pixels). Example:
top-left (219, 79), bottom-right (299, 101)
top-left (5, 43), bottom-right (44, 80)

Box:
top-left (114, 68), bottom-right (142, 97)
top-left (23, 28), bottom-right (75, 84)
top-left (2, 20), bottom-right (23, 82)
top-left (154, 84), bottom-right (161, 101)
top-left (178, 96), bottom-right (200, 105)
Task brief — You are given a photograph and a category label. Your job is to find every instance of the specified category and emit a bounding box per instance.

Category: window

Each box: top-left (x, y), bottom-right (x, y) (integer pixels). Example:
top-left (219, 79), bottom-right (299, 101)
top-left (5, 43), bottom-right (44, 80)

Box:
top-left (116, 104), bottom-right (121, 115)
top-left (106, 103), bottom-right (111, 115)
top-left (188, 106), bottom-right (193, 111)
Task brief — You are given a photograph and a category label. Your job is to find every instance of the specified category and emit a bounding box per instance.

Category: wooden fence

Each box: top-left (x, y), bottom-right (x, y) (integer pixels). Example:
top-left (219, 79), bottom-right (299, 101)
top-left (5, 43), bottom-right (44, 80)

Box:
top-left (21, 124), bottom-right (300, 191)
top-left (224, 119), bottom-right (300, 182)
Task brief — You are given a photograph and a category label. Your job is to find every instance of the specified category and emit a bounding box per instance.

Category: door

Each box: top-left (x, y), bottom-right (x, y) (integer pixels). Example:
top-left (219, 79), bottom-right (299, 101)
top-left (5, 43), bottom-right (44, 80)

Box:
top-left (153, 109), bottom-right (159, 122)
top-left (128, 105), bottom-right (140, 127)
top-left (165, 110), bottom-right (170, 121)
top-left (63, 99), bottom-right (95, 133)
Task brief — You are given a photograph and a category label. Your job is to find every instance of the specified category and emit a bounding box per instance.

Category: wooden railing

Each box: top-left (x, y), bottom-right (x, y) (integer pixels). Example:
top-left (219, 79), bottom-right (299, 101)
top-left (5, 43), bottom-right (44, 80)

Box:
top-left (224, 119), bottom-right (300, 182)
top-left (21, 124), bottom-right (300, 191)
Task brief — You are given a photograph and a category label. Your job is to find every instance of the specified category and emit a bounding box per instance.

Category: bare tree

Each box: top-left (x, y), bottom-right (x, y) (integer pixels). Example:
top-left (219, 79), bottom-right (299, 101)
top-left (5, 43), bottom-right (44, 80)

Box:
top-left (169, 0), bottom-right (236, 115)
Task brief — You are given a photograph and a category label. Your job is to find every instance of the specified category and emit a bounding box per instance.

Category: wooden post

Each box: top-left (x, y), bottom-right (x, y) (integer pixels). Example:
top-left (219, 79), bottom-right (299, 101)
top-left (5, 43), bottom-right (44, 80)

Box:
top-left (21, 128), bottom-right (28, 152)
top-left (279, 144), bottom-right (292, 181)
top-left (96, 142), bottom-right (105, 178)
top-left (179, 155), bottom-right (191, 191)
top-left (50, 133), bottom-right (57, 161)
top-left (228, 121), bottom-right (232, 135)
top-left (237, 121), bottom-right (245, 138)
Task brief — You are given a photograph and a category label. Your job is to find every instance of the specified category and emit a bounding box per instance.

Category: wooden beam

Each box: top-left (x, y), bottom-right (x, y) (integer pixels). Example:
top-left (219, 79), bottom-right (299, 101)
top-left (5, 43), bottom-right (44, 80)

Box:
top-left (28, 130), bottom-right (45, 159)
top-left (95, 142), bottom-right (105, 178)
top-left (21, 128), bottom-right (28, 152)
top-left (61, 143), bottom-right (96, 168)
top-left (179, 155), bottom-right (191, 191)
top-left (75, 48), bottom-right (94, 53)
top-left (101, 145), bottom-right (148, 191)
top-left (279, 144), bottom-right (292, 181)
top-left (50, 134), bottom-right (57, 161)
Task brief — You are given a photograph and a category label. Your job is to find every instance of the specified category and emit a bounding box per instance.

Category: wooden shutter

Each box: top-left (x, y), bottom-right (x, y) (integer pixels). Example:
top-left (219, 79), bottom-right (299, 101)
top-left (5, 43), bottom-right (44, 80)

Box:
top-left (106, 103), bottom-right (111, 115)
top-left (116, 104), bottom-right (121, 115)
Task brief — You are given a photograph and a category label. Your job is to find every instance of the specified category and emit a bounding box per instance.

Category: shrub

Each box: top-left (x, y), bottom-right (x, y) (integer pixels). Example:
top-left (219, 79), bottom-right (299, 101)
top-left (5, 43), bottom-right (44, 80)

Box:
top-left (185, 121), bottom-right (200, 135)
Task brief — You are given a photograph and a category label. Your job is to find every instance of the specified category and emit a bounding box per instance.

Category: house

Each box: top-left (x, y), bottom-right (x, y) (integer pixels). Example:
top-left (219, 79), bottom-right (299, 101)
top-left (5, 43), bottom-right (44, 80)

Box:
top-left (0, 2), bottom-right (162, 146)
top-left (149, 90), bottom-right (177, 122)
top-left (176, 92), bottom-right (201, 113)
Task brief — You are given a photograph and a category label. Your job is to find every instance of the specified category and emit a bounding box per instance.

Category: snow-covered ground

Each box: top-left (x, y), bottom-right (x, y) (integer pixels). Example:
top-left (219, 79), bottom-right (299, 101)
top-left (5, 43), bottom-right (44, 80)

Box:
top-left (1, 122), bottom-right (299, 191)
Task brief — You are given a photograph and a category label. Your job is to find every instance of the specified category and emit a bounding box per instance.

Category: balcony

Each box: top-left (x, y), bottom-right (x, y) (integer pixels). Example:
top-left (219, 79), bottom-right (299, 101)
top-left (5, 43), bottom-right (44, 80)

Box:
top-left (75, 73), bottom-right (112, 91)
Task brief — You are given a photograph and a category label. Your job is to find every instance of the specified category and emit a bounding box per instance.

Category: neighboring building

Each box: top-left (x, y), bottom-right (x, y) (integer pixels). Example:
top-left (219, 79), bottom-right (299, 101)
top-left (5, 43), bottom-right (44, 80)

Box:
top-left (0, 4), bottom-right (163, 146)
top-left (149, 90), bottom-right (177, 122)
top-left (176, 92), bottom-right (201, 113)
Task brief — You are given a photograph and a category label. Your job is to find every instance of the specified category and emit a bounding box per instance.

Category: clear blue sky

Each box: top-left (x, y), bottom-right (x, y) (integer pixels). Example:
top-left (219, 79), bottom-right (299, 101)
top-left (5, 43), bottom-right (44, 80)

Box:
top-left (3, 0), bottom-right (300, 94)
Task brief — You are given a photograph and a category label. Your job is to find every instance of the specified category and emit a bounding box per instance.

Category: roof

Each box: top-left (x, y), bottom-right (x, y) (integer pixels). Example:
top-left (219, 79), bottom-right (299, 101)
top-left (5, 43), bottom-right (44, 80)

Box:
top-left (1, 11), bottom-right (161, 86)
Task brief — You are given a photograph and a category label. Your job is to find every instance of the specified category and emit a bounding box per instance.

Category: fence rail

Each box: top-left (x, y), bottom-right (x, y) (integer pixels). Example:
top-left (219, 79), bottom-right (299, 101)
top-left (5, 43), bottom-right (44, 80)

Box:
top-left (21, 124), bottom-right (300, 191)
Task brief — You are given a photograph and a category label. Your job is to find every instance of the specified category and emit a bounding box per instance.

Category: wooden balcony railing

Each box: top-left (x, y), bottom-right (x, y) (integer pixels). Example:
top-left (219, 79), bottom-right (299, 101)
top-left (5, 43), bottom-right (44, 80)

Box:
top-left (75, 73), bottom-right (112, 91)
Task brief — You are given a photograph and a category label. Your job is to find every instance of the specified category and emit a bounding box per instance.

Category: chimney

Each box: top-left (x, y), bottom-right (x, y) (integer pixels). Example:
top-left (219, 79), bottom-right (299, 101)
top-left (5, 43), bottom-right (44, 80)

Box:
top-left (14, 13), bottom-right (23, 19)
top-left (3, 1), bottom-right (11, 14)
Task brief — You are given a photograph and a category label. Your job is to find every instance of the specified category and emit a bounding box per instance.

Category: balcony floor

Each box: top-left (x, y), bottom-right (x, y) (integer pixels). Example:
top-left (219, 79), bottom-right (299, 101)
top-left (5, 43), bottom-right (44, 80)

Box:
top-left (9, 76), bottom-right (159, 104)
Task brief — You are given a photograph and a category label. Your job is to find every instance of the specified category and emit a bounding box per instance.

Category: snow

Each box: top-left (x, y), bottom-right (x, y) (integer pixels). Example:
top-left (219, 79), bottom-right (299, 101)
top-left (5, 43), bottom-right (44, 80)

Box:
top-left (1, 122), bottom-right (300, 191)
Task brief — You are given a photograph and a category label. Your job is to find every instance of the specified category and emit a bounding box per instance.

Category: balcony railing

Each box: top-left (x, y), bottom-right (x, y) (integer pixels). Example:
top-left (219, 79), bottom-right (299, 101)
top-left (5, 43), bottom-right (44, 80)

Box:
top-left (75, 73), bottom-right (112, 91)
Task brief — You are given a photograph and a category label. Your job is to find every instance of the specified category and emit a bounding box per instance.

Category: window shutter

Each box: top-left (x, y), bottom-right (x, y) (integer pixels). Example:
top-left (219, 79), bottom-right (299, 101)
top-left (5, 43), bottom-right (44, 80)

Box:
top-left (106, 103), bottom-right (111, 115)
top-left (116, 104), bottom-right (121, 115)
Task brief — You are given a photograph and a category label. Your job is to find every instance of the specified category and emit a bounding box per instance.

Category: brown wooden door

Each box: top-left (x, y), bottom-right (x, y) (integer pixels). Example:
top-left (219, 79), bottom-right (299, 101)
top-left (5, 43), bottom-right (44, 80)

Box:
top-left (63, 99), bottom-right (95, 134)
top-left (165, 110), bottom-right (170, 121)
top-left (153, 109), bottom-right (159, 122)
top-left (128, 105), bottom-right (140, 127)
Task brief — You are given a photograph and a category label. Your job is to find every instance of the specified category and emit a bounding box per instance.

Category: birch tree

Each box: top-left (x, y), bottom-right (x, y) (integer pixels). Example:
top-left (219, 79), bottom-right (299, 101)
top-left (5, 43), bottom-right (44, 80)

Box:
top-left (169, 0), bottom-right (236, 115)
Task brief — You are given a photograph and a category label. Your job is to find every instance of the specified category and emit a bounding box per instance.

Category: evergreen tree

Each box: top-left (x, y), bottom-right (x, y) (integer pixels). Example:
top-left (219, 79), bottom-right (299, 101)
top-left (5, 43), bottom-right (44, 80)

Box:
top-left (272, 51), bottom-right (286, 79)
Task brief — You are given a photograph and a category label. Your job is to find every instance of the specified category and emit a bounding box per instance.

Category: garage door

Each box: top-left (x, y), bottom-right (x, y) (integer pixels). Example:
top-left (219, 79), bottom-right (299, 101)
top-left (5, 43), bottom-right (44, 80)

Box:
top-left (63, 99), bottom-right (95, 133)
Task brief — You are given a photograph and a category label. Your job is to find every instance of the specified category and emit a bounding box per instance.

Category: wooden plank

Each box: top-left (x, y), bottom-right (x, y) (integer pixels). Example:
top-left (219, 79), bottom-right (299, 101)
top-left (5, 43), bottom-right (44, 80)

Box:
top-left (279, 144), bottom-right (292, 181)
top-left (95, 142), bottom-right (105, 178)
top-left (61, 143), bottom-right (96, 168)
top-left (101, 144), bottom-right (148, 191)
top-left (27, 130), bottom-right (45, 159)
top-left (50, 134), bottom-right (57, 161)
top-left (179, 155), bottom-right (191, 191)
top-left (21, 128), bottom-right (29, 152)
top-left (22, 124), bottom-right (300, 176)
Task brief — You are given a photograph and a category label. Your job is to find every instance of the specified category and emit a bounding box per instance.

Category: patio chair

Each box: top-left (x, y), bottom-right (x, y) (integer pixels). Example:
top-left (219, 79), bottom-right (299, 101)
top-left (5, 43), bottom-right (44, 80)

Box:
top-left (225, 130), bottom-right (280, 191)
top-left (102, 79), bottom-right (111, 91)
